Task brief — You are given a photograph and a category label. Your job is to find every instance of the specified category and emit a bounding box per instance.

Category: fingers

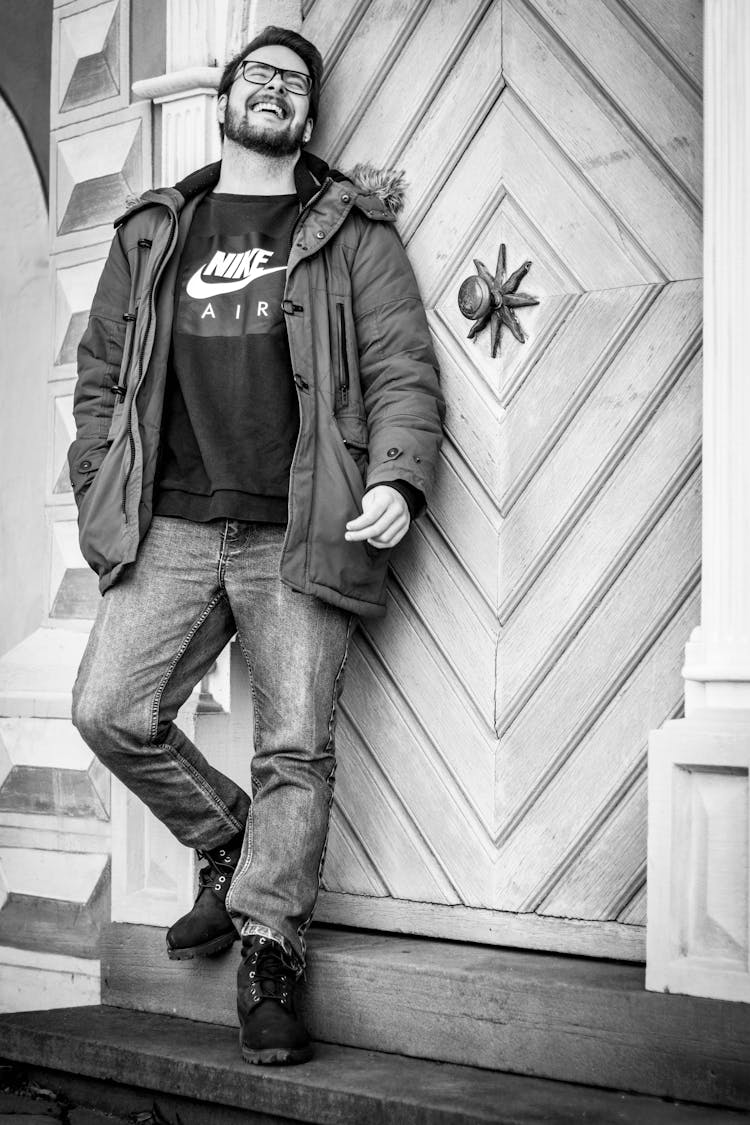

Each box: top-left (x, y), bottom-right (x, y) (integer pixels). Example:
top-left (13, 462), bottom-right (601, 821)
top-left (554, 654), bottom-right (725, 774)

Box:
top-left (345, 508), bottom-right (406, 544)
top-left (345, 493), bottom-right (390, 534)
top-left (366, 512), bottom-right (410, 549)
top-left (345, 487), bottom-right (410, 548)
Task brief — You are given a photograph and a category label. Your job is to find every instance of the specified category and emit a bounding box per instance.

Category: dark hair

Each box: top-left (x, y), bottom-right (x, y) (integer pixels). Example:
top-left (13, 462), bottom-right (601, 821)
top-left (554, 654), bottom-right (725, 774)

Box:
top-left (217, 25), bottom-right (323, 141)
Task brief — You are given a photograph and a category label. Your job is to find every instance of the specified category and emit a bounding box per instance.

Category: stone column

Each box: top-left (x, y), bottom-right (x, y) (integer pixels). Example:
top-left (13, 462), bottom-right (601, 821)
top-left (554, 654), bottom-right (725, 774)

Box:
top-left (0, 0), bottom-right (150, 1009)
top-left (646, 0), bottom-right (750, 1002)
top-left (131, 0), bottom-right (303, 187)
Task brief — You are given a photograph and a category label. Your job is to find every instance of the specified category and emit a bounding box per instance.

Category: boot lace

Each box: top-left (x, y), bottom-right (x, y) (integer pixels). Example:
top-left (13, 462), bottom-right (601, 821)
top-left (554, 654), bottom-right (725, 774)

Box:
top-left (196, 846), bottom-right (236, 896)
top-left (243, 941), bottom-right (295, 1006)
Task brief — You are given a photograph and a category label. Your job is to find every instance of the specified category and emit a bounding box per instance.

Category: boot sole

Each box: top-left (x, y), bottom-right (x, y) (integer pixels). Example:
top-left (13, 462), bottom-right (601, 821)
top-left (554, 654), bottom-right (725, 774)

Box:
top-left (241, 1043), bottom-right (314, 1066)
top-left (166, 930), bottom-right (238, 960)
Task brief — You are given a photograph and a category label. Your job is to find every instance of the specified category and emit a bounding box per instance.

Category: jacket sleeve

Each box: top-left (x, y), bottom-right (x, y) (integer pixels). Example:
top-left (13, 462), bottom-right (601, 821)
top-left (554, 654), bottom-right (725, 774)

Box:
top-left (67, 228), bottom-right (132, 509)
top-left (350, 220), bottom-right (445, 515)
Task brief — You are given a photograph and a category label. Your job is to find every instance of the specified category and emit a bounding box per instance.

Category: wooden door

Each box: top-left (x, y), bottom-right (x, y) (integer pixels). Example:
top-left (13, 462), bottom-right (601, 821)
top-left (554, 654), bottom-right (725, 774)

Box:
top-left (304, 0), bottom-right (702, 961)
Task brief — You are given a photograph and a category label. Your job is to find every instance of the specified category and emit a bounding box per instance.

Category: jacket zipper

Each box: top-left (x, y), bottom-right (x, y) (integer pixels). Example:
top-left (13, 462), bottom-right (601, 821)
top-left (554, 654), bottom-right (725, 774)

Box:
top-left (336, 302), bottom-right (350, 409)
top-left (280, 189), bottom-right (331, 590)
top-left (110, 237), bottom-right (152, 439)
top-left (121, 215), bottom-right (177, 520)
top-left (314, 214), bottom-right (349, 414)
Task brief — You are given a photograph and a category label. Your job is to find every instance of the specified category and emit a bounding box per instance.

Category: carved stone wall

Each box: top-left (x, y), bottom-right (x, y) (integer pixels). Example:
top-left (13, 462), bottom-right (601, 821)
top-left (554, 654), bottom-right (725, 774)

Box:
top-left (0, 0), bottom-right (155, 1011)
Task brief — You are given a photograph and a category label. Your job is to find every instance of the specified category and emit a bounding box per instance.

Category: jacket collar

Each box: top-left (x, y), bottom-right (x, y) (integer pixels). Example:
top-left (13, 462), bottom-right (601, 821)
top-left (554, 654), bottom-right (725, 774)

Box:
top-left (115, 150), bottom-right (398, 227)
top-left (172, 150), bottom-right (330, 209)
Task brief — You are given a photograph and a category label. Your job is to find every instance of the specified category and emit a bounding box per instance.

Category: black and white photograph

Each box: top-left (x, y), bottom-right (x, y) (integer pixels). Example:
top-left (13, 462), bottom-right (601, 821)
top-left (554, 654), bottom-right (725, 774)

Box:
top-left (0, 1), bottom-right (747, 1122)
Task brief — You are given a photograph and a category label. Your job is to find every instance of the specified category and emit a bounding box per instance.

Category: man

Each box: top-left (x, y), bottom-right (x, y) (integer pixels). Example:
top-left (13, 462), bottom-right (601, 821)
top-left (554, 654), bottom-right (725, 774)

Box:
top-left (69, 25), bottom-right (444, 1066)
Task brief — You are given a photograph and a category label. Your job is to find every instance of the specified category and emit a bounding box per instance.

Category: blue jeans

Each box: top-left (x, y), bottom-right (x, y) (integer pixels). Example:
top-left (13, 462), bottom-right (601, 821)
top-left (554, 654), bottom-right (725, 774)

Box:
top-left (72, 516), bottom-right (354, 971)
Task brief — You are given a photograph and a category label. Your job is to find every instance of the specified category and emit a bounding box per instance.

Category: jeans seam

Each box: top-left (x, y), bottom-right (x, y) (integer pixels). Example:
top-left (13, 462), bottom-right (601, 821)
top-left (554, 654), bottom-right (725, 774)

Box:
top-left (217, 519), bottom-right (230, 588)
top-left (149, 592), bottom-right (227, 742)
top-left (145, 590), bottom-right (242, 834)
top-left (296, 613), bottom-right (355, 958)
top-left (224, 631), bottom-right (261, 918)
top-left (159, 739), bottom-right (244, 834)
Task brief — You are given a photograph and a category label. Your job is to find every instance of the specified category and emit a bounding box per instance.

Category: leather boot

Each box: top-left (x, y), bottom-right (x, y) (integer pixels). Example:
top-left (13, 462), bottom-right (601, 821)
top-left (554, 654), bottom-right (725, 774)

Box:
top-left (166, 831), bottom-right (244, 960)
top-left (237, 935), bottom-right (312, 1065)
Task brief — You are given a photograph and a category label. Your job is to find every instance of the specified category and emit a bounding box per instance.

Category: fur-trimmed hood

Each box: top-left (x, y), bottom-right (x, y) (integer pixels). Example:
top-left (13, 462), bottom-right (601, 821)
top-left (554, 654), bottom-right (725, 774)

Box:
top-left (343, 162), bottom-right (407, 217)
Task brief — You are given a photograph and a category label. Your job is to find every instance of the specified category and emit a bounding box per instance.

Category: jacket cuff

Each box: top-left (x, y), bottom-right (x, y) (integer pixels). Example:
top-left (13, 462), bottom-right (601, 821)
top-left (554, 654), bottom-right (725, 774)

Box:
top-left (363, 479), bottom-right (425, 520)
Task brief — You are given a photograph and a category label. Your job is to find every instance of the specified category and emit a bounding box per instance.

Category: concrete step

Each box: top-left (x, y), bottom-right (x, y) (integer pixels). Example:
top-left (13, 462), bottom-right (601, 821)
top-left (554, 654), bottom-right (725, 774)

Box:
top-left (101, 922), bottom-right (750, 1111)
top-left (0, 1005), bottom-right (745, 1125)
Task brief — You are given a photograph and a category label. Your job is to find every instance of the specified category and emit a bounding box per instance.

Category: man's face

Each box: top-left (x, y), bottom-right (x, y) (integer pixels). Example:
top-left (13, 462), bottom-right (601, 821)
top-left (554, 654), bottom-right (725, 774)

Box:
top-left (219, 44), bottom-right (313, 158)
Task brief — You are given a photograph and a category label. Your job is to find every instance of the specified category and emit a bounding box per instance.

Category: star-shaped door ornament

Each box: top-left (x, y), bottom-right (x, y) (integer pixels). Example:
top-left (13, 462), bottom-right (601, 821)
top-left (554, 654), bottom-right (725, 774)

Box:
top-left (458, 243), bottom-right (539, 357)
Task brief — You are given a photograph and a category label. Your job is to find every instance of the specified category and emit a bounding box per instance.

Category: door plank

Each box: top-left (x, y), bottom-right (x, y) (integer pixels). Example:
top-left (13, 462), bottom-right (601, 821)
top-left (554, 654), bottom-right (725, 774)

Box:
top-left (333, 711), bottom-right (460, 903)
top-left (428, 312), bottom-right (503, 497)
top-left (538, 770), bottom-right (649, 920)
top-left (389, 523), bottom-right (496, 721)
top-left (496, 596), bottom-right (697, 911)
top-left (364, 589), bottom-right (496, 825)
top-left (497, 480), bottom-right (700, 829)
top-left (427, 443), bottom-right (499, 609)
top-left (499, 286), bottom-right (651, 508)
top-left (393, 0), bottom-right (505, 243)
top-left (341, 640), bottom-right (495, 905)
top-left (324, 811), bottom-right (391, 898)
top-left (504, 0), bottom-right (701, 279)
top-left (338, 0), bottom-right (491, 172)
top-left (308, 0), bottom-right (433, 165)
top-left (529, 0), bottom-right (701, 198)
top-left (501, 359), bottom-right (701, 707)
top-left (499, 281), bottom-right (701, 604)
top-left (621, 0), bottom-right (703, 88)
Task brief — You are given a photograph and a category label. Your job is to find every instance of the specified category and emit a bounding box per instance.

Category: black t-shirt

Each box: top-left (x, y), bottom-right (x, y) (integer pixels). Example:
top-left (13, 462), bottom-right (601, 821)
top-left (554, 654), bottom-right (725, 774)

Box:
top-left (154, 192), bottom-right (300, 523)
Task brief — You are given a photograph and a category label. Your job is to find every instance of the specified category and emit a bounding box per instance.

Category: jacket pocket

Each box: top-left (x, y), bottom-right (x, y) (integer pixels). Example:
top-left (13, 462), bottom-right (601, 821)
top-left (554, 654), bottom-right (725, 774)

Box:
top-left (68, 439), bottom-right (111, 510)
top-left (342, 437), bottom-right (368, 482)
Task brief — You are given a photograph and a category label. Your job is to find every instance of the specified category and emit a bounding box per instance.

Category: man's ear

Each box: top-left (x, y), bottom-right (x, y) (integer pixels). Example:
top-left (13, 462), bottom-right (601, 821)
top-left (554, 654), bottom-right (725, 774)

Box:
top-left (217, 93), bottom-right (227, 126)
top-left (303, 118), bottom-right (313, 145)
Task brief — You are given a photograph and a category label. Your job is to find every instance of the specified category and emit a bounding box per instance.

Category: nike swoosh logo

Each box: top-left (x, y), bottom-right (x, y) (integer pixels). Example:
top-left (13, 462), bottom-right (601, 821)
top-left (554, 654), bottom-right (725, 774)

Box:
top-left (186, 263), bottom-right (286, 299)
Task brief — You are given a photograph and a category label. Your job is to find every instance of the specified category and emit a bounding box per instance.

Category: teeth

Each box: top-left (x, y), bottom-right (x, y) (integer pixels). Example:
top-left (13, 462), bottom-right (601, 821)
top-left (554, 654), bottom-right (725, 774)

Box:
top-left (252, 102), bottom-right (283, 118)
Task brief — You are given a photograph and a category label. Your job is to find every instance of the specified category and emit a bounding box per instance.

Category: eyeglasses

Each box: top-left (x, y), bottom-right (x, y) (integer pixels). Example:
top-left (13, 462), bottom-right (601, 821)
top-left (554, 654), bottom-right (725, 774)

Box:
top-left (236, 60), bottom-right (312, 96)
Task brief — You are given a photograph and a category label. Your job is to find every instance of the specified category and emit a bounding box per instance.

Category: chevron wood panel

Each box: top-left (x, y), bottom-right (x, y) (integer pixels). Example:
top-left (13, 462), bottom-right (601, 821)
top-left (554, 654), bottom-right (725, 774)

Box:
top-left (305, 0), bottom-right (702, 958)
top-left (503, 0), bottom-right (701, 278)
top-left (621, 0), bottom-right (703, 88)
top-left (530, 0), bottom-right (701, 199)
top-left (540, 768), bottom-right (650, 921)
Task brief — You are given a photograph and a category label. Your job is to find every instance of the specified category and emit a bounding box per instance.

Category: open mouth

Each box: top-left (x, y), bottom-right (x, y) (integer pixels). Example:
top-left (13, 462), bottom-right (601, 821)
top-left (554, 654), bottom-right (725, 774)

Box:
top-left (250, 100), bottom-right (288, 120)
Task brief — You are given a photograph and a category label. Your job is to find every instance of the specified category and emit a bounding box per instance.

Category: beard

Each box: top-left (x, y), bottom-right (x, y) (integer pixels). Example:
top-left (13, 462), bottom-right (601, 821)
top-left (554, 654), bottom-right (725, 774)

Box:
top-left (224, 101), bottom-right (306, 157)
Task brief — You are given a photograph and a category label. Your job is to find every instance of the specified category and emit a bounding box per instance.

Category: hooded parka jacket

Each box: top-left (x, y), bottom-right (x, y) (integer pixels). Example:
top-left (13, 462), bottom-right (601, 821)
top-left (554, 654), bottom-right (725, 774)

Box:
top-left (68, 153), bottom-right (445, 618)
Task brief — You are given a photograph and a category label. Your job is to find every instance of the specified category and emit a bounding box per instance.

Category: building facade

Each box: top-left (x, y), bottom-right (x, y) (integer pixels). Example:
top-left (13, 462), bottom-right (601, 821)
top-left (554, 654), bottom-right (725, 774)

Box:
top-left (0, 0), bottom-right (748, 1014)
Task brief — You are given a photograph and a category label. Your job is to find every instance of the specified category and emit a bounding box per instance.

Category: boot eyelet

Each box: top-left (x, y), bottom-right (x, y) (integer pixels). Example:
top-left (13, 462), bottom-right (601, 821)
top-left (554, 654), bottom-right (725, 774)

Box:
top-left (219, 876), bottom-right (226, 883)
top-left (214, 883), bottom-right (221, 891)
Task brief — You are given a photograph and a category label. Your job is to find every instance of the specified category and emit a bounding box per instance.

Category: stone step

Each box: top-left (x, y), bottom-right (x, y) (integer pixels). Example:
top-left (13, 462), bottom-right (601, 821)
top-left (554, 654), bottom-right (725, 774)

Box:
top-left (101, 923), bottom-right (750, 1111)
top-left (0, 1005), bottom-right (744, 1125)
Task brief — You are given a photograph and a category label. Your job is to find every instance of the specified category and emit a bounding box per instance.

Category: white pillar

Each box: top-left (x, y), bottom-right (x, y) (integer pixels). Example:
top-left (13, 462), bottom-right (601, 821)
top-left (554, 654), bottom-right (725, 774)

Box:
top-left (646, 0), bottom-right (750, 1002)
top-left (131, 0), bottom-right (226, 186)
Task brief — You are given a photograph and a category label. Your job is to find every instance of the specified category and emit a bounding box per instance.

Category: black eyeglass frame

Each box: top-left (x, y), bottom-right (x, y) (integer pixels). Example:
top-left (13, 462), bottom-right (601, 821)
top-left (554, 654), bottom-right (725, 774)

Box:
top-left (235, 60), bottom-right (312, 96)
